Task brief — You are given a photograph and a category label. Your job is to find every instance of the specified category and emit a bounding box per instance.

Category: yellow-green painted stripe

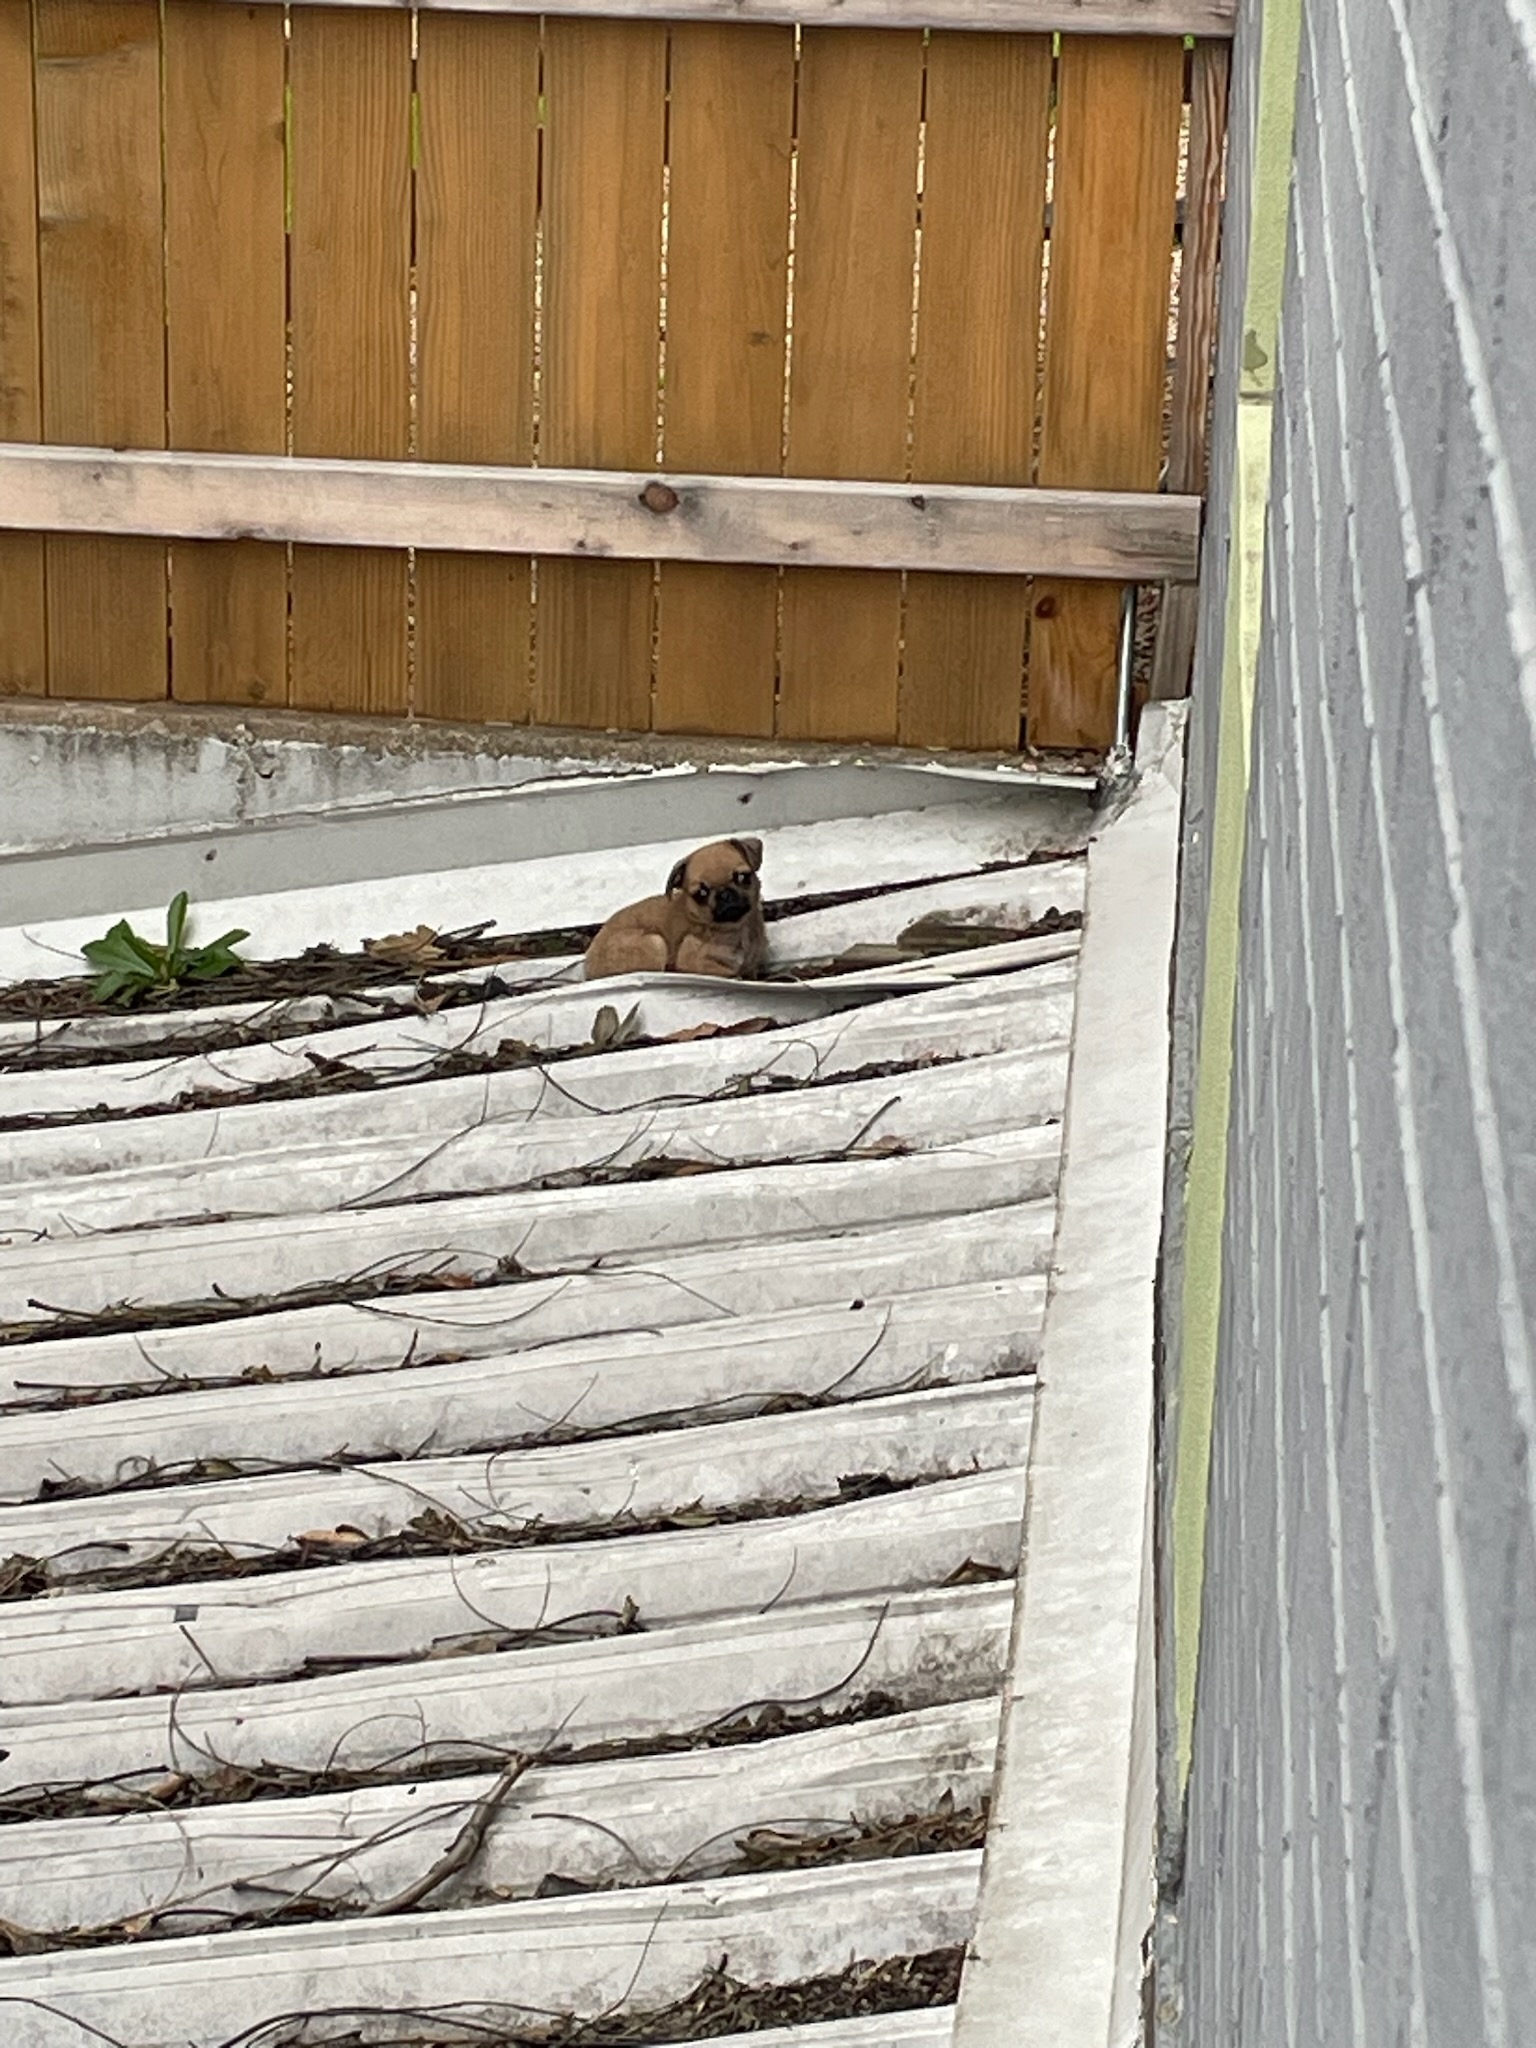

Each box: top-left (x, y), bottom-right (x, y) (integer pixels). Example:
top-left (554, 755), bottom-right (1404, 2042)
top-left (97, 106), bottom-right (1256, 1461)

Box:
top-left (1172, 0), bottom-right (1304, 1790)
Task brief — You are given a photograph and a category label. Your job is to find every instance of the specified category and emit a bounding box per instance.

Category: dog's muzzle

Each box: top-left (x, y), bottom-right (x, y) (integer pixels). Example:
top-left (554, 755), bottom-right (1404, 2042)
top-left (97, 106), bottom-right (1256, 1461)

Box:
top-left (712, 888), bottom-right (751, 923)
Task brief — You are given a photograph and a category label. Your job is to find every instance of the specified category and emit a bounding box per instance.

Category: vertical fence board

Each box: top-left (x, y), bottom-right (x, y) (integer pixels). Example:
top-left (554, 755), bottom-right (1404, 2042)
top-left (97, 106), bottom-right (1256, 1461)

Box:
top-left (163, 0), bottom-right (287, 708)
top-left (778, 27), bottom-right (922, 743)
top-left (1151, 38), bottom-right (1228, 700)
top-left (1029, 34), bottom-right (1183, 748)
top-left (415, 12), bottom-right (538, 725)
top-left (537, 18), bottom-right (665, 731)
top-left (902, 30), bottom-right (1052, 749)
top-left (655, 23), bottom-right (793, 737)
top-left (34, 0), bottom-right (165, 701)
top-left (288, 6), bottom-right (410, 715)
top-left (1163, 45), bottom-right (1226, 507)
top-left (0, 0), bottom-right (44, 696)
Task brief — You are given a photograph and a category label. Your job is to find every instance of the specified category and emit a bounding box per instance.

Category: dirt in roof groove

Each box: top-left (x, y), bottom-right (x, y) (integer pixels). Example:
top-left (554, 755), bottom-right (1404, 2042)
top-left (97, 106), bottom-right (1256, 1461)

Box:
top-left (0, 1019), bottom-right (766, 1130)
top-left (0, 851), bottom-right (1080, 1028)
top-left (0, 1471), bottom-right (937, 1602)
top-left (348, 1129), bottom-right (920, 1214)
top-left (122, 1948), bottom-right (968, 2045)
top-left (4, 1347), bottom-right (378, 1415)
top-left (0, 1680), bottom-right (982, 1827)
top-left (2, 1257), bottom-right (541, 1350)
top-left (0, 907), bottom-right (1080, 1130)
top-left (12, 1348), bottom-right (1037, 1507)
top-left (0, 991), bottom-right (1023, 1130)
top-left (0, 983), bottom-right (556, 1074)
top-left (0, 909), bottom-right (1081, 1127)
top-left (5, 1054), bottom-right (1038, 1340)
top-left (0, 1273), bottom-right (939, 1412)
top-left (1, 1801), bottom-right (987, 1957)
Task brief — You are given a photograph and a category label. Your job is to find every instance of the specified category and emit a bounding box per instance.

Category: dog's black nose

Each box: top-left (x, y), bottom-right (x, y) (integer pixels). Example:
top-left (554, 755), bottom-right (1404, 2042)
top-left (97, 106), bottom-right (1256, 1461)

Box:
top-left (713, 887), bottom-right (750, 923)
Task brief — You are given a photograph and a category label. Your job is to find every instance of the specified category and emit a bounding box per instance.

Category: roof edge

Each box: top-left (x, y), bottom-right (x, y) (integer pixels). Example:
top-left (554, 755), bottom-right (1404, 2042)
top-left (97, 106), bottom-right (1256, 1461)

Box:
top-left (954, 701), bottom-right (1186, 2048)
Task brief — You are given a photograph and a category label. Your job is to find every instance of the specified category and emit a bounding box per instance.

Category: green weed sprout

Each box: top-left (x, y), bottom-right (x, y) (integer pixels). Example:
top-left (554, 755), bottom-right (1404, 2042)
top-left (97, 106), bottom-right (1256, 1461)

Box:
top-left (81, 892), bottom-right (250, 1006)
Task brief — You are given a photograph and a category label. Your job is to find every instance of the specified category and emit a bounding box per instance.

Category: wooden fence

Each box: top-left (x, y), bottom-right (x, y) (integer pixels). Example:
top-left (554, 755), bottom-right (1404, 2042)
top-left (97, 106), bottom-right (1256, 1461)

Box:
top-left (0, 0), bottom-right (1230, 751)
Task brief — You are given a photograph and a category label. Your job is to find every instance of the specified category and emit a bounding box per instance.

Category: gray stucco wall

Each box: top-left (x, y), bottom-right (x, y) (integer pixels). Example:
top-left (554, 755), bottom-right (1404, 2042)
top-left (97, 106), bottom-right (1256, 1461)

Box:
top-left (1176, 0), bottom-right (1536, 2040)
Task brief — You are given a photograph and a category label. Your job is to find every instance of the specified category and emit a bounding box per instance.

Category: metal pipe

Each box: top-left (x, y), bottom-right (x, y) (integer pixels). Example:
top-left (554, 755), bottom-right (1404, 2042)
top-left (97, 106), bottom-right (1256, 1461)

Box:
top-left (1095, 582), bottom-right (1140, 799)
top-left (1113, 582), bottom-right (1139, 759)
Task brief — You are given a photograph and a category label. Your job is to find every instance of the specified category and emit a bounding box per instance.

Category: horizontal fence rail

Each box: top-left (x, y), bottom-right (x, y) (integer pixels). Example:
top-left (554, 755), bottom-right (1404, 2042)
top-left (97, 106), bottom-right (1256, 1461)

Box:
top-left (212, 0), bottom-right (1238, 30)
top-left (0, 448), bottom-right (1203, 582)
top-left (0, 0), bottom-right (1227, 750)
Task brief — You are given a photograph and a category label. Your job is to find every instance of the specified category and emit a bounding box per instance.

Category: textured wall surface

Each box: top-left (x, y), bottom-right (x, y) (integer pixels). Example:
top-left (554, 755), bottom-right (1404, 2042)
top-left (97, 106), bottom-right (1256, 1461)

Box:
top-left (1177, 0), bottom-right (1536, 2040)
top-left (1159, 0), bottom-right (1294, 1855)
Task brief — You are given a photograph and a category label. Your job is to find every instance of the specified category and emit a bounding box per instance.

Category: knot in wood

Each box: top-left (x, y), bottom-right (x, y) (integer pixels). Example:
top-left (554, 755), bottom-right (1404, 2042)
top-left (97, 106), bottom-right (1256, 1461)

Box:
top-left (639, 480), bottom-right (680, 516)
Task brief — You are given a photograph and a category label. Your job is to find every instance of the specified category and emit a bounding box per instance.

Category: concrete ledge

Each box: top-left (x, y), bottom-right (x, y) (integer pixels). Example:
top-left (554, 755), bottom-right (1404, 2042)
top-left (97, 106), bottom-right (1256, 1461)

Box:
top-left (954, 703), bottom-right (1185, 2048)
top-left (0, 699), bottom-right (1094, 858)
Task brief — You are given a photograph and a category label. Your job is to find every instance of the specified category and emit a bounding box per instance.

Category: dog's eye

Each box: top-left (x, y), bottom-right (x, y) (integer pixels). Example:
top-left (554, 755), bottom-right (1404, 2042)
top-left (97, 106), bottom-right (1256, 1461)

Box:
top-left (692, 884), bottom-right (711, 903)
top-left (733, 871), bottom-right (750, 885)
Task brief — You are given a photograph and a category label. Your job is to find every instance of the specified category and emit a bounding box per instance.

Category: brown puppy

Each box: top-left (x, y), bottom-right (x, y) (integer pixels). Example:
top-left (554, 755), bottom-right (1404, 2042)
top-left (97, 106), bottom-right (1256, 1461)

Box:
top-left (584, 837), bottom-right (766, 982)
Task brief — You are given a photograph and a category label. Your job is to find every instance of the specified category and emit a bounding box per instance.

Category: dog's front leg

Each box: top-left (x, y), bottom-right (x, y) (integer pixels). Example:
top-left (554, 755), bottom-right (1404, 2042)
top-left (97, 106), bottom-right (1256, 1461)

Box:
top-left (673, 934), bottom-right (743, 979)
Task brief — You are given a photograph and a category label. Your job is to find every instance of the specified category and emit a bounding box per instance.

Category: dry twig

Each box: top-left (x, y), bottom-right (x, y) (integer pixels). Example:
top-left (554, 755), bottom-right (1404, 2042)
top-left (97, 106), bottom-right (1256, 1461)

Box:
top-left (361, 1753), bottom-right (532, 1919)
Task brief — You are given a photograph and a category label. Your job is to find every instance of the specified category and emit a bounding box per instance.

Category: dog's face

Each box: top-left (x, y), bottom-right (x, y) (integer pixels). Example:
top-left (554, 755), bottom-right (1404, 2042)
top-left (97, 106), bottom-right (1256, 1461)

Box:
top-left (666, 838), bottom-right (763, 929)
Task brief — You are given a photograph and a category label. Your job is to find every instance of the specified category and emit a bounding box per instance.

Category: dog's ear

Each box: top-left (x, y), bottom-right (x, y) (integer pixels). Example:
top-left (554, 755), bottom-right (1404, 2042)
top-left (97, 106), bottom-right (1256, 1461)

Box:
top-left (665, 857), bottom-right (689, 895)
top-left (729, 836), bottom-right (764, 873)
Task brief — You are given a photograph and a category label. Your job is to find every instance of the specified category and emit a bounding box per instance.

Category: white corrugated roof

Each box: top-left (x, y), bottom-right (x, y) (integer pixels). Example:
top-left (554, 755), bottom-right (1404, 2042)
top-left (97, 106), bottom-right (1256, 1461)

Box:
top-left (0, 721), bottom-right (1181, 2048)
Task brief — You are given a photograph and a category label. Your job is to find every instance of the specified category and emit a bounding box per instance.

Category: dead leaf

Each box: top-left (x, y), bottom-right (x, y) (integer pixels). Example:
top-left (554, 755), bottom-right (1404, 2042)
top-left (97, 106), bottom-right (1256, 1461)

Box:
top-left (428, 1630), bottom-right (504, 1660)
top-left (897, 914), bottom-right (1025, 951)
top-left (0, 1917), bottom-right (47, 1956)
top-left (294, 1526), bottom-right (369, 1549)
top-left (661, 1017), bottom-right (776, 1043)
top-left (631, 1155), bottom-right (714, 1178)
top-left (365, 926), bottom-right (448, 965)
top-left (943, 1557), bottom-right (1010, 1587)
top-left (590, 1002), bottom-right (642, 1050)
top-left (829, 944), bottom-right (911, 969)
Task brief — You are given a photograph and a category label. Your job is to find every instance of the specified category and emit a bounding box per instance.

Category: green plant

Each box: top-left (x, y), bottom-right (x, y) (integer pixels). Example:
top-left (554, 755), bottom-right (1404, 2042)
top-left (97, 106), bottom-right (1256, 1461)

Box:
top-left (81, 892), bottom-right (250, 1006)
